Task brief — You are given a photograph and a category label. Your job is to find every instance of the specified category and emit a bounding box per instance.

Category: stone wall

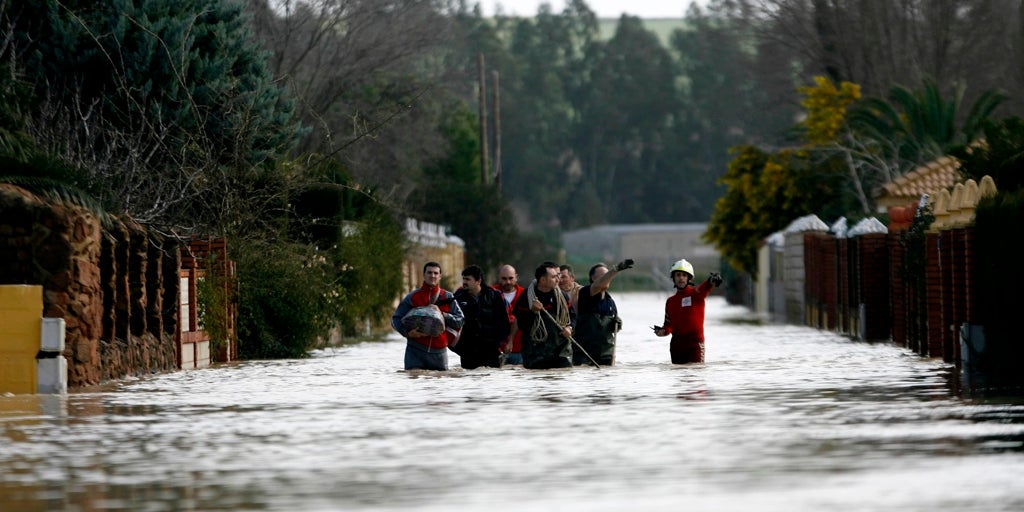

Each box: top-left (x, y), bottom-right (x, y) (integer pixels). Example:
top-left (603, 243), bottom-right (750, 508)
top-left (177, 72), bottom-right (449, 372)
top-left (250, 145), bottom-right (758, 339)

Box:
top-left (0, 184), bottom-right (178, 387)
top-left (97, 219), bottom-right (177, 382)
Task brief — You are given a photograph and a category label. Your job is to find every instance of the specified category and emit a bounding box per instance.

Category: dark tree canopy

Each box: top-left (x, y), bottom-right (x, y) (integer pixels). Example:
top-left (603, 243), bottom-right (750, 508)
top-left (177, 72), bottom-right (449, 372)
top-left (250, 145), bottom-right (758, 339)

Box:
top-left (6, 0), bottom-right (302, 232)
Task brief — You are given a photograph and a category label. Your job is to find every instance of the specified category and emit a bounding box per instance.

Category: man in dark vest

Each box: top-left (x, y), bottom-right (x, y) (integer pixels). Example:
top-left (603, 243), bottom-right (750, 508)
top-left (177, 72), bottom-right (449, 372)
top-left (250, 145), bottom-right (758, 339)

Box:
top-left (513, 261), bottom-right (576, 369)
top-left (574, 259), bottom-right (633, 366)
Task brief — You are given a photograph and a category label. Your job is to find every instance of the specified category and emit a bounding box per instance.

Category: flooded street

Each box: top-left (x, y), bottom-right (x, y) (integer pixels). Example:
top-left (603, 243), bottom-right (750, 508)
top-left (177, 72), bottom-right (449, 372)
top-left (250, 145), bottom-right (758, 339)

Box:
top-left (3, 292), bottom-right (1024, 511)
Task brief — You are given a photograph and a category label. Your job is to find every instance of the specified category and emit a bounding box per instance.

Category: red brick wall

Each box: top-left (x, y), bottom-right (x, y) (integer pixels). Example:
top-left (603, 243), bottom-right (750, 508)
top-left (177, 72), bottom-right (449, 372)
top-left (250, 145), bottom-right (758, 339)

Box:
top-left (857, 234), bottom-right (890, 340)
top-left (925, 233), bottom-right (945, 358)
top-left (803, 228), bottom-right (978, 364)
top-left (888, 235), bottom-right (907, 347)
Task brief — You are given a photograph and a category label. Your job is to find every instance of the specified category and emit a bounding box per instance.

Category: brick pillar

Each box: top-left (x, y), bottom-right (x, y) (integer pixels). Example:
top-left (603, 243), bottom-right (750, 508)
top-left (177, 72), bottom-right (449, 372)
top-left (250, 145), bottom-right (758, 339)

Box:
top-left (804, 233), bottom-right (820, 328)
top-left (128, 222), bottom-right (148, 338)
top-left (146, 237), bottom-right (164, 338)
top-left (848, 236), bottom-right (859, 337)
top-left (123, 221), bottom-right (159, 378)
top-left (819, 234), bottom-right (835, 329)
top-left (112, 221), bottom-right (131, 345)
top-left (942, 230), bottom-right (958, 366)
top-left (925, 233), bottom-right (944, 357)
top-left (900, 230), bottom-right (925, 354)
top-left (859, 234), bottom-right (890, 340)
top-left (963, 227), bottom-right (977, 324)
top-left (888, 234), bottom-right (907, 347)
top-left (162, 238), bottom-right (182, 369)
top-left (62, 211), bottom-right (104, 387)
top-left (835, 237), bottom-right (843, 333)
top-left (100, 235), bottom-right (116, 343)
top-left (846, 236), bottom-right (858, 336)
top-left (937, 232), bottom-right (954, 364)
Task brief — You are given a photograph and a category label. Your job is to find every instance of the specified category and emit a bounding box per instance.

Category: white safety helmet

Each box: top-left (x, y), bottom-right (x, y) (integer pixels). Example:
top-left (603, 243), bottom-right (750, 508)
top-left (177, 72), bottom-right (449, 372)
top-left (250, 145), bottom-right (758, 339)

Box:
top-left (669, 259), bottom-right (695, 279)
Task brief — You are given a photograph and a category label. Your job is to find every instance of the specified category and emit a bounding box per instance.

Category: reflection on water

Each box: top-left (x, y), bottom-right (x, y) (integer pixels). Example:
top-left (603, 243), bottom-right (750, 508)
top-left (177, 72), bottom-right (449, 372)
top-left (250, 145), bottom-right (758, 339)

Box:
top-left (3, 293), bottom-right (1024, 511)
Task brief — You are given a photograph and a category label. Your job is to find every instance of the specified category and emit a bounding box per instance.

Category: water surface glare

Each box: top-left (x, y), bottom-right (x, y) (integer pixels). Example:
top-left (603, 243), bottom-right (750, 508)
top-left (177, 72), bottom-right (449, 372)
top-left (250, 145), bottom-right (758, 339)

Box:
top-left (3, 293), bottom-right (1024, 511)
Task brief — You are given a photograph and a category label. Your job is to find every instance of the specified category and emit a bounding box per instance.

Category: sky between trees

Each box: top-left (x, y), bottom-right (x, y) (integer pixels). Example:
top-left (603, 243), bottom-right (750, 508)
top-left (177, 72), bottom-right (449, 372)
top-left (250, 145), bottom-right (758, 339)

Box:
top-left (479, 0), bottom-right (704, 18)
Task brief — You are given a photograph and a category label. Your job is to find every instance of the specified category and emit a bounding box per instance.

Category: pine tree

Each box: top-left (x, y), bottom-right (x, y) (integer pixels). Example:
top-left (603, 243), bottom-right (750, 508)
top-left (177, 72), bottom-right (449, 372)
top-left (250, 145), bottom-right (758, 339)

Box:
top-left (7, 0), bottom-right (302, 232)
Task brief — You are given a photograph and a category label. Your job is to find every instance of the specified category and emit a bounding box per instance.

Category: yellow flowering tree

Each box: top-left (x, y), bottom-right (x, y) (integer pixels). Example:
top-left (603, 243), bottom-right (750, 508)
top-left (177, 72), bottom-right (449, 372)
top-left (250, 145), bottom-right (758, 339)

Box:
top-left (707, 76), bottom-right (859, 275)
top-left (705, 145), bottom-right (839, 275)
top-left (798, 76), bottom-right (861, 145)
top-left (708, 75), bottom-right (1007, 277)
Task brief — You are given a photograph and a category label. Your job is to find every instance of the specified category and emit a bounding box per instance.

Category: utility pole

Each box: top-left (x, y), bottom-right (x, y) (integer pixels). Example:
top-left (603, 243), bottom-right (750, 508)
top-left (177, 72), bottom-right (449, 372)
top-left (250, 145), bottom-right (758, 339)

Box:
top-left (492, 69), bottom-right (501, 195)
top-left (477, 53), bottom-right (489, 185)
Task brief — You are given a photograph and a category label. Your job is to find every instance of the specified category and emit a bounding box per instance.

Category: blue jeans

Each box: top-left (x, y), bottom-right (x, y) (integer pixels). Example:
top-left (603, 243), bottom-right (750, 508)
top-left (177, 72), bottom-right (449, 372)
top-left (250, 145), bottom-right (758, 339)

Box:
top-left (405, 340), bottom-right (448, 371)
top-left (502, 352), bottom-right (523, 366)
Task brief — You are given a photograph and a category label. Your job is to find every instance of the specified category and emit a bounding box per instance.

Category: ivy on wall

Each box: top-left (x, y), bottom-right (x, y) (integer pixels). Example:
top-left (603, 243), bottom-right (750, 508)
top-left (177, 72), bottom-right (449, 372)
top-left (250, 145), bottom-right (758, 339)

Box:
top-left (898, 199), bottom-right (934, 350)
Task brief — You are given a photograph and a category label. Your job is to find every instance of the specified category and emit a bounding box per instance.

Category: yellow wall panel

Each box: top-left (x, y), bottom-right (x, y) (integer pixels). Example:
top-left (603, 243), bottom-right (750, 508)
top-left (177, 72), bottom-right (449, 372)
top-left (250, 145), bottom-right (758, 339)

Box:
top-left (0, 285), bottom-right (43, 394)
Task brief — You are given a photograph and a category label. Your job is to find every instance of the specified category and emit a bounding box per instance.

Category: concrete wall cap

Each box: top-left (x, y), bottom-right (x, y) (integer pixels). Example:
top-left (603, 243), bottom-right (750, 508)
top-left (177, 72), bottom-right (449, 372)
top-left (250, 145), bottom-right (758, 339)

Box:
top-left (848, 217), bottom-right (888, 236)
top-left (783, 214), bottom-right (829, 234)
top-left (830, 217), bottom-right (848, 238)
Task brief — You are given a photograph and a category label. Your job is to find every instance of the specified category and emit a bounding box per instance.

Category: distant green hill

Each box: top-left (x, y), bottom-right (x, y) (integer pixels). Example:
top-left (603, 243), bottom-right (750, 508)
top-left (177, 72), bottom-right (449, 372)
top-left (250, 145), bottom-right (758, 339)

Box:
top-left (598, 18), bottom-right (688, 46)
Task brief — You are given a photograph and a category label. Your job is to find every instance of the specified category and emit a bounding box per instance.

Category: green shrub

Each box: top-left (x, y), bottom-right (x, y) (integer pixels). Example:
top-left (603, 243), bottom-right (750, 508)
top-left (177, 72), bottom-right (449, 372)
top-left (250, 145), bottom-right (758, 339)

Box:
top-left (327, 208), bottom-right (405, 337)
top-left (194, 251), bottom-right (234, 361)
top-left (235, 240), bottom-right (334, 359)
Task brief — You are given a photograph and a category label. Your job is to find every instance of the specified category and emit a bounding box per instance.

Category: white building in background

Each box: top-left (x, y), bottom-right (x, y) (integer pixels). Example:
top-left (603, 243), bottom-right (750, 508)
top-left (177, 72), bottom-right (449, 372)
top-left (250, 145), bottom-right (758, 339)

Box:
top-left (400, 218), bottom-right (465, 292)
top-left (562, 223), bottom-right (720, 288)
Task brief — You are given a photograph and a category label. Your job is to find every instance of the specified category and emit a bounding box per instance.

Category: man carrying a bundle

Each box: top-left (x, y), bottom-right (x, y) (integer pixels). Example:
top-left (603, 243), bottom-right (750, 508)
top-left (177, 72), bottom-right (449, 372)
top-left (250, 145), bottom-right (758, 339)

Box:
top-left (392, 261), bottom-right (465, 371)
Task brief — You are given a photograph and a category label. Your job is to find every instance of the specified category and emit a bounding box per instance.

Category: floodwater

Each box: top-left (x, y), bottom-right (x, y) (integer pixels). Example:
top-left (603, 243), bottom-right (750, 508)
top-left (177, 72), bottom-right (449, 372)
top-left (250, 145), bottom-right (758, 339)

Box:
top-left (3, 292), bottom-right (1024, 512)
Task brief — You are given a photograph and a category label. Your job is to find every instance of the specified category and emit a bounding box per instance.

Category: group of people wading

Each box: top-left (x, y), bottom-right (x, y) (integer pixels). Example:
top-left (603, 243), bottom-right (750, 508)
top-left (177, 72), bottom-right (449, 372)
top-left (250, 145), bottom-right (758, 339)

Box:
top-left (391, 258), bottom-right (723, 371)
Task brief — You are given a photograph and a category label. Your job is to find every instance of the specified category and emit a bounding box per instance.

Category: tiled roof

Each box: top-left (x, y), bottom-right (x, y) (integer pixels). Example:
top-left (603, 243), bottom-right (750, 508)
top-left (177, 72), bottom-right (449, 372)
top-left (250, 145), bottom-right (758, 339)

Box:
top-left (876, 156), bottom-right (960, 208)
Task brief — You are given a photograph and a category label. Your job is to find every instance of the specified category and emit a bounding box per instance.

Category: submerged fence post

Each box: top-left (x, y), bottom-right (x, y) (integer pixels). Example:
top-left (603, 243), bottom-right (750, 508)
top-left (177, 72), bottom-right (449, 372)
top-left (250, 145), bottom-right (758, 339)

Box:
top-left (37, 318), bottom-right (67, 394)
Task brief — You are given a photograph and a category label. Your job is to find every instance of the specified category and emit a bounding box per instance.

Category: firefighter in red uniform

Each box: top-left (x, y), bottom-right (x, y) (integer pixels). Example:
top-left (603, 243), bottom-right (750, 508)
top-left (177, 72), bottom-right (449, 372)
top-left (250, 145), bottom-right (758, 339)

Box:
top-left (653, 259), bottom-right (723, 364)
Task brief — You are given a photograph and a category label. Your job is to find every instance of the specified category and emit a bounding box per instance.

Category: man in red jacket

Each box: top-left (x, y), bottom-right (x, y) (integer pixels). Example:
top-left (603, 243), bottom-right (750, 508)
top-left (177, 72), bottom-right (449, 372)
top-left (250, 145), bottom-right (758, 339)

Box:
top-left (654, 259), bottom-right (722, 364)
top-left (392, 262), bottom-right (465, 371)
top-left (494, 264), bottom-right (525, 365)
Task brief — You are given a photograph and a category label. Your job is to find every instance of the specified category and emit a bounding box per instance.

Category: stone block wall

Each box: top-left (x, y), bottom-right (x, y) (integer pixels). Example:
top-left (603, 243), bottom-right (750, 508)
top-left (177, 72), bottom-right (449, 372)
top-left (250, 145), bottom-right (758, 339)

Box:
top-left (0, 184), bottom-right (178, 387)
top-left (97, 219), bottom-right (177, 381)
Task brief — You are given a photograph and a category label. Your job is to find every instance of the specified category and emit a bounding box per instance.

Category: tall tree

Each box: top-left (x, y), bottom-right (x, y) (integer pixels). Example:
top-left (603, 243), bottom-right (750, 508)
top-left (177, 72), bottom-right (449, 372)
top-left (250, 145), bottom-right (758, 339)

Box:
top-left (247, 0), bottom-right (458, 205)
top-left (849, 79), bottom-right (1007, 167)
top-left (493, 4), bottom-right (597, 233)
top-left (413, 101), bottom-right (519, 273)
top-left (705, 144), bottom-right (842, 275)
top-left (8, 0), bottom-right (301, 234)
top-left (666, 3), bottom-right (794, 222)
top-left (797, 76), bottom-right (880, 213)
top-left (0, 1), bottom-right (36, 163)
top-left (737, 0), bottom-right (1019, 107)
top-left (576, 15), bottom-right (679, 224)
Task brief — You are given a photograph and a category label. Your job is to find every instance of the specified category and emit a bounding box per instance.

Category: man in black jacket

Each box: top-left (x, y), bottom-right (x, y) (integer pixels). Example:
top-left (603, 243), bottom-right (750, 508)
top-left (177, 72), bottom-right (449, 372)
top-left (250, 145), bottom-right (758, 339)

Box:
top-left (452, 265), bottom-right (512, 369)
